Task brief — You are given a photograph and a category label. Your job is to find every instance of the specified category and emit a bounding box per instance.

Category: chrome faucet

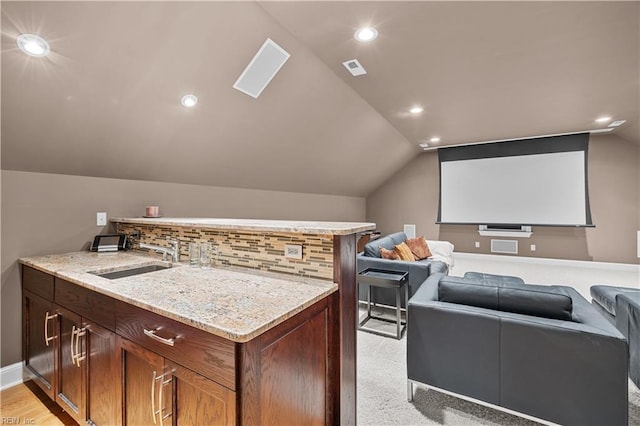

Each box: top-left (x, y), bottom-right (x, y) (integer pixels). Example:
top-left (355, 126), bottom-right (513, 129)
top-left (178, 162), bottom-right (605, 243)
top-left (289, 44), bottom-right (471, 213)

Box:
top-left (139, 239), bottom-right (180, 262)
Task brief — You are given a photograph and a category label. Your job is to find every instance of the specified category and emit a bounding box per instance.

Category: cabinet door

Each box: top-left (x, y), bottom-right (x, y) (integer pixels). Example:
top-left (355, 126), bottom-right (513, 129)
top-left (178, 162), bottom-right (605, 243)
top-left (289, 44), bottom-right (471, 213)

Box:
top-left (55, 305), bottom-right (86, 424)
top-left (86, 321), bottom-right (122, 426)
top-left (120, 338), bottom-right (165, 425)
top-left (23, 291), bottom-right (57, 399)
top-left (165, 360), bottom-right (236, 426)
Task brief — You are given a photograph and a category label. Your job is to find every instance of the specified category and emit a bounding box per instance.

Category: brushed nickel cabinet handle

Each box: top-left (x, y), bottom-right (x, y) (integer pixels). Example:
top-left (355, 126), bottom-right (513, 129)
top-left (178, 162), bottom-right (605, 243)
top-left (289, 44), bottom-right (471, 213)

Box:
top-left (70, 326), bottom-right (78, 365)
top-left (151, 370), bottom-right (157, 425)
top-left (159, 375), bottom-right (173, 425)
top-left (143, 328), bottom-right (176, 347)
top-left (75, 327), bottom-right (86, 366)
top-left (44, 312), bottom-right (57, 346)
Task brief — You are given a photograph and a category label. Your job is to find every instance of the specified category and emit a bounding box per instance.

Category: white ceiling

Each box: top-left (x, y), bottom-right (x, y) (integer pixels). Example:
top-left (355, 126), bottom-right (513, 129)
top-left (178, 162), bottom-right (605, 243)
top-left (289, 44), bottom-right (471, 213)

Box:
top-left (2, 2), bottom-right (638, 197)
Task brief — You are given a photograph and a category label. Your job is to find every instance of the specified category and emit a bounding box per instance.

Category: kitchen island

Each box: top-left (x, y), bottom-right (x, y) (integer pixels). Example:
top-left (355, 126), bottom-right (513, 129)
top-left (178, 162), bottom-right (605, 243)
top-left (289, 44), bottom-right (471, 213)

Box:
top-left (21, 218), bottom-right (374, 425)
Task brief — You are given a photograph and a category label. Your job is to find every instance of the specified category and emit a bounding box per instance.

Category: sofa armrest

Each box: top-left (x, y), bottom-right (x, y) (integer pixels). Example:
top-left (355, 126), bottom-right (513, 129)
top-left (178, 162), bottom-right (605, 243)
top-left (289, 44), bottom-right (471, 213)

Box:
top-left (615, 292), bottom-right (640, 338)
top-left (616, 293), bottom-right (640, 388)
top-left (356, 255), bottom-right (433, 299)
top-left (408, 272), bottom-right (444, 303)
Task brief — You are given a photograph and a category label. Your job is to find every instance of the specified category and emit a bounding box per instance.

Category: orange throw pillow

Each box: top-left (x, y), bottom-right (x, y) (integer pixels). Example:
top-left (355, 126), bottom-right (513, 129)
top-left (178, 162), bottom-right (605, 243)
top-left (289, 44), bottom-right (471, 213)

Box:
top-left (406, 237), bottom-right (432, 260)
top-left (379, 247), bottom-right (399, 260)
top-left (393, 242), bottom-right (416, 261)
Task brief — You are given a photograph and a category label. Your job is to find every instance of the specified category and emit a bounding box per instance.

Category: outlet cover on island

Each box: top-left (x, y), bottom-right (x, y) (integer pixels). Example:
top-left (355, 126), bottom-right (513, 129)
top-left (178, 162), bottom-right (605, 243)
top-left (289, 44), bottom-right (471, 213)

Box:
top-left (475, 242), bottom-right (480, 248)
top-left (530, 244), bottom-right (536, 252)
top-left (285, 244), bottom-right (303, 260)
top-left (97, 212), bottom-right (107, 226)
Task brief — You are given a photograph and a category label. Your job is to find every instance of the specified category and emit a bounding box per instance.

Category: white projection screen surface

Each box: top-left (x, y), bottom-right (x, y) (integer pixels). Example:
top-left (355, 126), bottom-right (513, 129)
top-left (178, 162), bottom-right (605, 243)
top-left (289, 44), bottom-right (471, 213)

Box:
top-left (437, 134), bottom-right (593, 226)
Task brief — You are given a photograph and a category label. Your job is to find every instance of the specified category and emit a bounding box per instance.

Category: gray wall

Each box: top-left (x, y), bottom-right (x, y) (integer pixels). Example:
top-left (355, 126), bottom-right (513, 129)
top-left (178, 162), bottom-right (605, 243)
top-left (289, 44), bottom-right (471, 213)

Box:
top-left (366, 134), bottom-right (640, 264)
top-left (1, 170), bottom-right (365, 367)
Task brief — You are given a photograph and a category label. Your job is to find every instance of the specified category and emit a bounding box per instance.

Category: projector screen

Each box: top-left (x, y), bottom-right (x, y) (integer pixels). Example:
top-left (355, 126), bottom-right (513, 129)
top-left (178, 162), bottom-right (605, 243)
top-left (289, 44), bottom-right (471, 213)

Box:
top-left (437, 134), bottom-right (593, 226)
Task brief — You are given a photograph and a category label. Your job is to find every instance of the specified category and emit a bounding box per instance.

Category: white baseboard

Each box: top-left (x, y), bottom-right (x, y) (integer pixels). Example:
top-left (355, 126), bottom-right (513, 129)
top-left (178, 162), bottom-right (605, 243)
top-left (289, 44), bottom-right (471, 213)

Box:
top-left (455, 252), bottom-right (640, 272)
top-left (1, 362), bottom-right (24, 391)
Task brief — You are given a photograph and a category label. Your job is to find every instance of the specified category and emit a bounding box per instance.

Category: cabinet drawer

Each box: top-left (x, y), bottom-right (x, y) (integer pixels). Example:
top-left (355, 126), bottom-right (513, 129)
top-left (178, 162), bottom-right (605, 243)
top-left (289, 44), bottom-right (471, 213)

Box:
top-left (116, 301), bottom-right (237, 390)
top-left (23, 266), bottom-right (54, 301)
top-left (55, 278), bottom-right (116, 331)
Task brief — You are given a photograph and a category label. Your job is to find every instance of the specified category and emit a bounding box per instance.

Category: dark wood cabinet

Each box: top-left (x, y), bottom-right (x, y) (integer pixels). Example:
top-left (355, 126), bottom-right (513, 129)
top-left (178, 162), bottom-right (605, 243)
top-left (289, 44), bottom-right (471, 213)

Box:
top-left (85, 321), bottom-right (122, 426)
top-left (120, 338), bottom-right (235, 426)
top-left (55, 305), bottom-right (85, 424)
top-left (167, 360), bottom-right (236, 425)
top-left (22, 268), bottom-right (121, 426)
top-left (23, 265), bottom-right (338, 426)
top-left (120, 337), bottom-right (165, 425)
top-left (23, 290), bottom-right (57, 400)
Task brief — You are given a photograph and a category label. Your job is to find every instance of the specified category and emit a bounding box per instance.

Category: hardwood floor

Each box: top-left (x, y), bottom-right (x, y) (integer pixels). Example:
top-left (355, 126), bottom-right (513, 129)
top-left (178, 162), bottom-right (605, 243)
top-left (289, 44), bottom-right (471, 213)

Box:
top-left (0, 381), bottom-right (77, 425)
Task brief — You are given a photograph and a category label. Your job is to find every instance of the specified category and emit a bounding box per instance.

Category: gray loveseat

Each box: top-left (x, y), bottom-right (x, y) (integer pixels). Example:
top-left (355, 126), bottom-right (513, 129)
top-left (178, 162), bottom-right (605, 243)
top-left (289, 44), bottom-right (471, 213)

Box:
top-left (408, 272), bottom-right (629, 426)
top-left (356, 232), bottom-right (449, 308)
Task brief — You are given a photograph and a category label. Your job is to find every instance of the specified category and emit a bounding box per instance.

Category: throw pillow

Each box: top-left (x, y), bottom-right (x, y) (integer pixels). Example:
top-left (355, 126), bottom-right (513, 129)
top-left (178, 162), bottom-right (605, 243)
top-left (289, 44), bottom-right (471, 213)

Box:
top-left (393, 242), bottom-right (416, 261)
top-left (379, 247), bottom-right (399, 260)
top-left (406, 236), bottom-right (432, 260)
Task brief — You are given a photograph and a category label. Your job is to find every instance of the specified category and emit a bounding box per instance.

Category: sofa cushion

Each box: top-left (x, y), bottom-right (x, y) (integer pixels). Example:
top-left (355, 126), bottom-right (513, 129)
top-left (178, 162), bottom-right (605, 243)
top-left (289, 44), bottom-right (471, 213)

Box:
top-left (394, 242), bottom-right (416, 261)
top-left (463, 272), bottom-right (525, 286)
top-left (379, 247), bottom-right (399, 260)
top-left (406, 237), bottom-right (432, 260)
top-left (363, 232), bottom-right (407, 258)
top-left (438, 277), bottom-right (573, 321)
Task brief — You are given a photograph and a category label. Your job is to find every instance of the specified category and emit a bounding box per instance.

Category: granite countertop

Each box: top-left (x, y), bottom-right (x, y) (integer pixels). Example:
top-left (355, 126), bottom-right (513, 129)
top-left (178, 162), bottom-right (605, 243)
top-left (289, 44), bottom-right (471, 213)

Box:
top-left (110, 217), bottom-right (376, 235)
top-left (19, 251), bottom-right (338, 342)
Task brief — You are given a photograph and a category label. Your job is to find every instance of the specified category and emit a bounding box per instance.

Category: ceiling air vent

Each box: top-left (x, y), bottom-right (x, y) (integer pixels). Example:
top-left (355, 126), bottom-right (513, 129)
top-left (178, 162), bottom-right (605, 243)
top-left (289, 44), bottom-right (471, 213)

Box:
top-left (343, 59), bottom-right (367, 76)
top-left (233, 38), bottom-right (290, 99)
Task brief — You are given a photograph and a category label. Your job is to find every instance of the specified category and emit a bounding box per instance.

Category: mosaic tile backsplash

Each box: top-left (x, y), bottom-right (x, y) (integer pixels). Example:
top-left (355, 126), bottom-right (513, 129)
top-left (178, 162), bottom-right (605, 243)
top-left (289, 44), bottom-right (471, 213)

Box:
top-left (115, 222), bottom-right (334, 281)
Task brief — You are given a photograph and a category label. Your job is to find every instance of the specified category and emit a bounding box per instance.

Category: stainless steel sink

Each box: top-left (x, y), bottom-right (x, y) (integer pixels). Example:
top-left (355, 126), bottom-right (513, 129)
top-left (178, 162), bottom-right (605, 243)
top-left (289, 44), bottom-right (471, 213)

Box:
top-left (92, 264), bottom-right (173, 280)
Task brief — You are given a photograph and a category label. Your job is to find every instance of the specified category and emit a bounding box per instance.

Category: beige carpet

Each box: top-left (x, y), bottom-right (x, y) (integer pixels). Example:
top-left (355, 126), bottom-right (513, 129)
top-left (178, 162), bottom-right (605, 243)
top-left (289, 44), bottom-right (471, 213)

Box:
top-left (356, 318), bottom-right (640, 426)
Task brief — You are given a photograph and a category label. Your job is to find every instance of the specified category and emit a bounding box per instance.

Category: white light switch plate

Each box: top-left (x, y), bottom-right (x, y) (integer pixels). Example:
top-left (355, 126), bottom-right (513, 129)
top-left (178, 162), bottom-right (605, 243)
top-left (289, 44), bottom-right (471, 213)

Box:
top-left (97, 212), bottom-right (107, 226)
top-left (285, 244), bottom-right (303, 259)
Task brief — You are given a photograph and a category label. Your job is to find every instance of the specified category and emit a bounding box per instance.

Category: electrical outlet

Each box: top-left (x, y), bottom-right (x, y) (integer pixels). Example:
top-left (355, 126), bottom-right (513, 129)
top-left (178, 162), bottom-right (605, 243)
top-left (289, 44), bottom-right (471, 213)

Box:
top-left (475, 242), bottom-right (480, 248)
top-left (530, 244), bottom-right (536, 252)
top-left (97, 212), bottom-right (107, 226)
top-left (285, 244), bottom-right (303, 259)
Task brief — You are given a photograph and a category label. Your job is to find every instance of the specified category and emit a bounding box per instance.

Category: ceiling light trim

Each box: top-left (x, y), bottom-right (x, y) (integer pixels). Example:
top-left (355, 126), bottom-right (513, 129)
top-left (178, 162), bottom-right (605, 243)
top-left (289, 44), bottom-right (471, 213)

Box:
top-left (181, 94), bottom-right (198, 108)
top-left (16, 33), bottom-right (50, 57)
top-left (354, 27), bottom-right (378, 42)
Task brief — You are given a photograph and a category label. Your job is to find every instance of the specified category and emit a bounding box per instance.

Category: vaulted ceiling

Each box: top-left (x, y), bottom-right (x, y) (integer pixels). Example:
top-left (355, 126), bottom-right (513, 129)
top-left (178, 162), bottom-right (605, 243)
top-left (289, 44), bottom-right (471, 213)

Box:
top-left (2, 2), bottom-right (638, 197)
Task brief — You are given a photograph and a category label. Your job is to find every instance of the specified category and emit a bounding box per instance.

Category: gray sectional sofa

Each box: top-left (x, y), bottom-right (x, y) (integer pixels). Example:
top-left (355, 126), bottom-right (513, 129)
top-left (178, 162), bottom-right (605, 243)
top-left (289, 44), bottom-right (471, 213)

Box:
top-left (591, 285), bottom-right (640, 389)
top-left (408, 272), bottom-right (629, 426)
top-left (356, 232), bottom-right (449, 308)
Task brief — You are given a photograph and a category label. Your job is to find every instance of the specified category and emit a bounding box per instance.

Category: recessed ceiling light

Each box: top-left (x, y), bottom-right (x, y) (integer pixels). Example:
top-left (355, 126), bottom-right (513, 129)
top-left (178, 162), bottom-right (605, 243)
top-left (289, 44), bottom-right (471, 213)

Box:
top-left (430, 137), bottom-right (441, 143)
top-left (354, 27), bottom-right (378, 42)
top-left (608, 120), bottom-right (626, 127)
top-left (409, 106), bottom-right (424, 114)
top-left (181, 94), bottom-right (198, 108)
top-left (419, 143), bottom-right (429, 149)
top-left (595, 116), bottom-right (612, 123)
top-left (16, 34), bottom-right (50, 57)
